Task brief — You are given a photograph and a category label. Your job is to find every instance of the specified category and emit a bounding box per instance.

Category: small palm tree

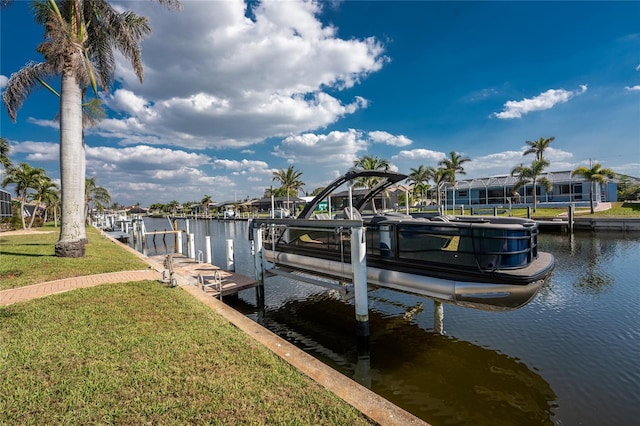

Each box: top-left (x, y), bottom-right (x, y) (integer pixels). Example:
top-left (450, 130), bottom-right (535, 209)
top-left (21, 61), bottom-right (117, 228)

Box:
top-left (407, 165), bottom-right (435, 205)
top-left (201, 194), bottom-right (213, 216)
top-left (1, 162), bottom-right (47, 229)
top-left (84, 177), bottom-right (111, 224)
top-left (272, 166), bottom-right (304, 212)
top-left (41, 185), bottom-right (61, 226)
top-left (432, 167), bottom-right (449, 207)
top-left (28, 175), bottom-right (58, 228)
top-left (572, 163), bottom-right (616, 214)
top-left (352, 155), bottom-right (391, 212)
top-left (439, 151), bottom-right (471, 210)
top-left (524, 136), bottom-right (555, 161)
top-left (511, 159), bottom-right (551, 212)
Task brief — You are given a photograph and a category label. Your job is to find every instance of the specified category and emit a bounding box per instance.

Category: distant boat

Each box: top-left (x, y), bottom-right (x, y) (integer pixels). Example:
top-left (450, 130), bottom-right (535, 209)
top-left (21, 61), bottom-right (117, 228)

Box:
top-left (250, 170), bottom-right (555, 311)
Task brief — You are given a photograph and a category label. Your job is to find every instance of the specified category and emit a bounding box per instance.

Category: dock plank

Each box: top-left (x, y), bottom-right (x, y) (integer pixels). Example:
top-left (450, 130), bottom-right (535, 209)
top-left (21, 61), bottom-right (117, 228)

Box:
top-left (150, 254), bottom-right (258, 297)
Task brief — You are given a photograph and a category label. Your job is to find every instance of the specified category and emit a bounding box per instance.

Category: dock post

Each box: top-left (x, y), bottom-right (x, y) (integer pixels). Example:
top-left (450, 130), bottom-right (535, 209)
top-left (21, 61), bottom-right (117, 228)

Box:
top-left (493, 206), bottom-right (498, 216)
top-left (253, 227), bottom-right (265, 307)
top-left (226, 239), bottom-right (235, 272)
top-left (188, 233), bottom-right (195, 259)
top-left (434, 301), bottom-right (444, 335)
top-left (176, 231), bottom-right (183, 254)
top-left (185, 219), bottom-right (190, 236)
top-left (350, 226), bottom-right (369, 351)
top-left (205, 236), bottom-right (212, 264)
top-left (568, 204), bottom-right (575, 234)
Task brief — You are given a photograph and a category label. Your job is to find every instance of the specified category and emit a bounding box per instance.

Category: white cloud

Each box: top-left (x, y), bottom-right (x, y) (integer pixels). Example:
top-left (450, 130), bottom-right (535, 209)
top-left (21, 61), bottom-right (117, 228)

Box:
top-left (0, 74), bottom-right (8, 91)
top-left (11, 141), bottom-right (59, 161)
top-left (27, 118), bottom-right (59, 129)
top-left (625, 85), bottom-right (640, 91)
top-left (100, 0), bottom-right (386, 149)
top-left (273, 129), bottom-right (368, 169)
top-left (368, 130), bottom-right (412, 147)
top-left (392, 149), bottom-right (446, 161)
top-left (492, 85), bottom-right (588, 119)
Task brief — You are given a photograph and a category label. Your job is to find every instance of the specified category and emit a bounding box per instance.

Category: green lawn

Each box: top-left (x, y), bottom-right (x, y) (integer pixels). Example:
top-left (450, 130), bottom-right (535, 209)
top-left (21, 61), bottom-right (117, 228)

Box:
top-left (0, 226), bottom-right (149, 290)
top-left (0, 281), bottom-right (372, 425)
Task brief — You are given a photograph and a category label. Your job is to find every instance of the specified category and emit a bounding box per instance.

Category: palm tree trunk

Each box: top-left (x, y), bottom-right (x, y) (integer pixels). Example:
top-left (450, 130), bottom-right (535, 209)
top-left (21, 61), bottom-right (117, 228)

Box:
top-left (27, 202), bottom-right (39, 229)
top-left (589, 182), bottom-right (595, 214)
top-left (55, 71), bottom-right (86, 257)
top-left (19, 198), bottom-right (26, 230)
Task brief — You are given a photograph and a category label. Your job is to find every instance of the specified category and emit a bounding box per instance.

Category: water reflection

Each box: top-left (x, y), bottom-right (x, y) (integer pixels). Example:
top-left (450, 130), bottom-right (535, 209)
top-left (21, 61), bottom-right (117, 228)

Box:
top-left (234, 293), bottom-right (557, 425)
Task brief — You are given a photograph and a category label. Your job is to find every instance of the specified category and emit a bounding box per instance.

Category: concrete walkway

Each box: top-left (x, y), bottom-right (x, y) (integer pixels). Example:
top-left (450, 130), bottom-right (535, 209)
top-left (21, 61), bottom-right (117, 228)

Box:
top-left (0, 269), bottom-right (162, 306)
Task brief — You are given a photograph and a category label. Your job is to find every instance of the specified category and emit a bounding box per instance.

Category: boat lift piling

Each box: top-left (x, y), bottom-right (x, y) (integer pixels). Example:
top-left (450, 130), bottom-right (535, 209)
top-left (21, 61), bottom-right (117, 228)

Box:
top-left (350, 225), bottom-right (370, 351)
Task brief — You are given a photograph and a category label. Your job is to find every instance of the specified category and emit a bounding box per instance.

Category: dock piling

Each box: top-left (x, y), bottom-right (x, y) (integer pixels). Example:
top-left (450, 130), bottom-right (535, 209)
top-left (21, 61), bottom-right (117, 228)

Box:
top-left (188, 233), bottom-right (195, 259)
top-left (205, 236), bottom-right (212, 264)
top-left (226, 239), bottom-right (235, 272)
top-left (350, 226), bottom-right (370, 350)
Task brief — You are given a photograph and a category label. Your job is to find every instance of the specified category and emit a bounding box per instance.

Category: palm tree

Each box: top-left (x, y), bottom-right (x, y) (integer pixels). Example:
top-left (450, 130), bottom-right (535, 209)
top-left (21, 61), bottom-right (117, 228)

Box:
top-left (272, 166), bottom-right (304, 212)
top-left (201, 194), bottom-right (213, 216)
top-left (511, 159), bottom-right (551, 212)
top-left (524, 136), bottom-right (555, 161)
top-left (432, 167), bottom-right (449, 207)
top-left (84, 177), bottom-right (111, 224)
top-left (0, 137), bottom-right (11, 170)
top-left (1, 162), bottom-right (47, 229)
top-left (3, 0), bottom-right (181, 257)
top-left (438, 151), bottom-right (471, 210)
top-left (28, 175), bottom-right (58, 228)
top-left (407, 165), bottom-right (435, 205)
top-left (352, 155), bottom-right (391, 212)
top-left (166, 200), bottom-right (180, 216)
top-left (572, 163), bottom-right (616, 214)
top-left (41, 185), bottom-right (61, 226)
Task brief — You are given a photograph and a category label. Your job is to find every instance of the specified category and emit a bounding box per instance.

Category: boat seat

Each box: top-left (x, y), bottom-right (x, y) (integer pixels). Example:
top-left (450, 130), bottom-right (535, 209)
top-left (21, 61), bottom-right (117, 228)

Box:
top-left (344, 207), bottom-right (362, 220)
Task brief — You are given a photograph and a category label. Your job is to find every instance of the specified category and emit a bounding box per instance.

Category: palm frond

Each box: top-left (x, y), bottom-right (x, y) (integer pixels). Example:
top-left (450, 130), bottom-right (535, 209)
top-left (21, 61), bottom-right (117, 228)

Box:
top-left (3, 62), bottom-right (56, 121)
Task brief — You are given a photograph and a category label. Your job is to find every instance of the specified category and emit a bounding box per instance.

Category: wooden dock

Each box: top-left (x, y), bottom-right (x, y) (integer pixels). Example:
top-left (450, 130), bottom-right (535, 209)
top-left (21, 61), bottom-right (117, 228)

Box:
top-left (150, 254), bottom-right (259, 298)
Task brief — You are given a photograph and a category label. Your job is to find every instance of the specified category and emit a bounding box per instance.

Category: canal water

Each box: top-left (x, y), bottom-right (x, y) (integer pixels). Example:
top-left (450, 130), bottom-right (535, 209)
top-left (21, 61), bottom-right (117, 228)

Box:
top-left (140, 218), bottom-right (639, 425)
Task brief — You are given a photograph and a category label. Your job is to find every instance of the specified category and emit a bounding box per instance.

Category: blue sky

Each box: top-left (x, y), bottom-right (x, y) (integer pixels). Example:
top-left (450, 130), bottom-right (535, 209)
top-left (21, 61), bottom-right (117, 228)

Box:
top-left (1, 0), bottom-right (639, 207)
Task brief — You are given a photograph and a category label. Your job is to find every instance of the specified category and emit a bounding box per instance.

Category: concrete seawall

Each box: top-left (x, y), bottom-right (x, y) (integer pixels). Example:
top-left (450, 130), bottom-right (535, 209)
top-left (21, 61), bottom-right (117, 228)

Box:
top-left (574, 217), bottom-right (640, 231)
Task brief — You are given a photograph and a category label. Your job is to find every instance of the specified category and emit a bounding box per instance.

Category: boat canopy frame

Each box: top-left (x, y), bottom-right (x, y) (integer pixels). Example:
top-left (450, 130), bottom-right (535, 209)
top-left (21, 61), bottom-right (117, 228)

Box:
top-left (298, 169), bottom-right (408, 219)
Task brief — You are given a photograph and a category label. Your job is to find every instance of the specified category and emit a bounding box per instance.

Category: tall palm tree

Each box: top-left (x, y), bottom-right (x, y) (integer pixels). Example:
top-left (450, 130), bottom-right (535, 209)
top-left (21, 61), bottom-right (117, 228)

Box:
top-left (1, 162), bottom-right (47, 229)
top-left (524, 136), bottom-right (555, 161)
top-left (438, 151), bottom-right (471, 209)
top-left (572, 163), bottom-right (616, 214)
top-left (3, 0), bottom-right (181, 257)
top-left (272, 166), bottom-right (304, 211)
top-left (0, 137), bottom-right (11, 170)
top-left (407, 165), bottom-right (434, 205)
top-left (511, 159), bottom-right (551, 212)
top-left (84, 176), bottom-right (110, 223)
top-left (352, 155), bottom-right (391, 212)
top-left (28, 175), bottom-right (58, 228)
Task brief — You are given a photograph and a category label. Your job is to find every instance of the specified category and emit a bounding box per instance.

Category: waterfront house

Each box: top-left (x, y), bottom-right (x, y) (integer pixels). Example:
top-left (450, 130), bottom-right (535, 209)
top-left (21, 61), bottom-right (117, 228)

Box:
top-left (439, 170), bottom-right (618, 209)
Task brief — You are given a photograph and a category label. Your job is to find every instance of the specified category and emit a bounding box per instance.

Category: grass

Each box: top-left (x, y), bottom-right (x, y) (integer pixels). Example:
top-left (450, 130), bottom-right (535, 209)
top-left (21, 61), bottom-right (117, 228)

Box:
top-left (0, 225), bottom-right (149, 290)
top-left (0, 281), bottom-right (372, 425)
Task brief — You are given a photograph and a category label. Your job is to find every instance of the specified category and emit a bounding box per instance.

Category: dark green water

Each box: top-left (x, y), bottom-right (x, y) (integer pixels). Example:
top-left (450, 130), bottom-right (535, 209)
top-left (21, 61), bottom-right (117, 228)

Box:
top-left (142, 219), bottom-right (640, 425)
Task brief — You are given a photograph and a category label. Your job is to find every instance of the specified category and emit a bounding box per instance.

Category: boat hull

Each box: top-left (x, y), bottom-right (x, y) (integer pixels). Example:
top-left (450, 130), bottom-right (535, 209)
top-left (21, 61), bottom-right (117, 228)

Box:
top-left (264, 250), bottom-right (553, 311)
